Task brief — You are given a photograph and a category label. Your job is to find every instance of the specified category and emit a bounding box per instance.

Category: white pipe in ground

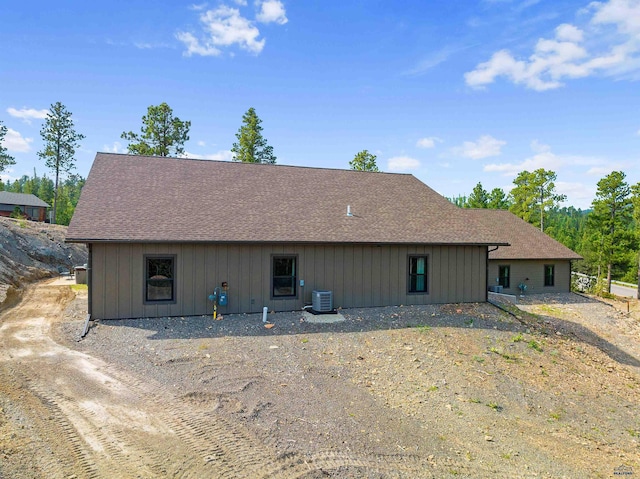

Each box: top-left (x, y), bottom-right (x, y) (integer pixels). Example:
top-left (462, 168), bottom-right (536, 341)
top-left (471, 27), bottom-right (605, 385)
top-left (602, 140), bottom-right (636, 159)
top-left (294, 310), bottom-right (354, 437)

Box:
top-left (262, 306), bottom-right (268, 323)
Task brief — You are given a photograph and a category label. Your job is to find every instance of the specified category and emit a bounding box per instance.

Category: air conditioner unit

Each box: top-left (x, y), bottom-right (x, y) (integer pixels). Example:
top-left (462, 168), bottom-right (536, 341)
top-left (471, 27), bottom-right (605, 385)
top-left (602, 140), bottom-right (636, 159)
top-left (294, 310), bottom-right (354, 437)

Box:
top-left (312, 290), bottom-right (333, 313)
top-left (489, 285), bottom-right (503, 293)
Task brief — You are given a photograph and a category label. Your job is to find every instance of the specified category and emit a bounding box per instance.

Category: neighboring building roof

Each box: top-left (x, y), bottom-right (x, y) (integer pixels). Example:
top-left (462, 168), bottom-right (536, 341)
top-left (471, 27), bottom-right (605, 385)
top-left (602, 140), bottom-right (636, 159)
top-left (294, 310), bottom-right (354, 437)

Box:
top-left (470, 209), bottom-right (583, 260)
top-left (0, 191), bottom-right (49, 208)
top-left (67, 153), bottom-right (509, 245)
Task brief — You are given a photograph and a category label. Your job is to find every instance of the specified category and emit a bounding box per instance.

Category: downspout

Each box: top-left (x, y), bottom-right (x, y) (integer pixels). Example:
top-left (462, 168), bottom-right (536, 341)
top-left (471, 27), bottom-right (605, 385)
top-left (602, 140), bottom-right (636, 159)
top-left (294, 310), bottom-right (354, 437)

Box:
top-left (569, 260), bottom-right (573, 293)
top-left (80, 243), bottom-right (93, 339)
top-left (487, 246), bottom-right (499, 302)
top-left (87, 243), bottom-right (92, 317)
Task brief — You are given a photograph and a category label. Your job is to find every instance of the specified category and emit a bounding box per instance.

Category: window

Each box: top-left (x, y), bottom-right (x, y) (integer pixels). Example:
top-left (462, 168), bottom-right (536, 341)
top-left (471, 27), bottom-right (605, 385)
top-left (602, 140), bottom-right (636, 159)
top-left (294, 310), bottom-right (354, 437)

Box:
top-left (544, 264), bottom-right (555, 287)
top-left (408, 255), bottom-right (428, 293)
top-left (273, 256), bottom-right (297, 298)
top-left (145, 256), bottom-right (175, 303)
top-left (498, 265), bottom-right (510, 289)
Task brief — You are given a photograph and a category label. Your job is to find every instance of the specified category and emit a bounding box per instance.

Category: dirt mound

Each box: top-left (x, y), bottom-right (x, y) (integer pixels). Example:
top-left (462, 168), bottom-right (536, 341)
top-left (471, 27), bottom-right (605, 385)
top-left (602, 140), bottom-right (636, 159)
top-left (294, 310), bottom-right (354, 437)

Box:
top-left (0, 217), bottom-right (86, 309)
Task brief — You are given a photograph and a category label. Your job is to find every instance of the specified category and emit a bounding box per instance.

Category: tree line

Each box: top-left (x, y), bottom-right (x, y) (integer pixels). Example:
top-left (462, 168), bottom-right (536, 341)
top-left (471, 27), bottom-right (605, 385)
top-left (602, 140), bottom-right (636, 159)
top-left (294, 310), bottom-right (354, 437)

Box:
top-left (4, 102), bottom-right (639, 292)
top-left (450, 168), bottom-right (640, 293)
top-left (0, 102), bottom-right (279, 224)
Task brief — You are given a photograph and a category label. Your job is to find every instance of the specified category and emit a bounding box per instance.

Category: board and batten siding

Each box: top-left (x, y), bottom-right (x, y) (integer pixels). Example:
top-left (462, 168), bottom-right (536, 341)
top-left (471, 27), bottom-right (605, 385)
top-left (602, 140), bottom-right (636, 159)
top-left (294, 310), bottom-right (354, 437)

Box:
top-left (90, 243), bottom-right (488, 320)
top-left (487, 259), bottom-right (572, 294)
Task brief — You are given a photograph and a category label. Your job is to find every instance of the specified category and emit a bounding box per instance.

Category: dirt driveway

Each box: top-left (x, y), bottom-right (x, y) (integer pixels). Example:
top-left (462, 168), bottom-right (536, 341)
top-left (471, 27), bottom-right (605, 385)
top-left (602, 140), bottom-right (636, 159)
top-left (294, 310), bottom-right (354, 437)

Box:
top-left (1, 280), bottom-right (639, 478)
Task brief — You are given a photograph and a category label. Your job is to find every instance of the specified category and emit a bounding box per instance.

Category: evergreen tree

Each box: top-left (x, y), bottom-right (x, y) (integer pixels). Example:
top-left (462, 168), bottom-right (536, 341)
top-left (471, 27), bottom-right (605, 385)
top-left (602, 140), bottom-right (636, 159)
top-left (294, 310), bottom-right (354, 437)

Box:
top-left (231, 108), bottom-right (276, 164)
top-left (121, 102), bottom-right (191, 157)
top-left (349, 150), bottom-right (379, 172)
top-left (632, 182), bottom-right (640, 296)
top-left (487, 187), bottom-right (510, 209)
top-left (38, 102), bottom-right (85, 224)
top-left (509, 169), bottom-right (566, 231)
top-left (448, 195), bottom-right (467, 208)
top-left (585, 171), bottom-right (635, 292)
top-left (0, 121), bottom-right (16, 173)
top-left (466, 182), bottom-right (489, 208)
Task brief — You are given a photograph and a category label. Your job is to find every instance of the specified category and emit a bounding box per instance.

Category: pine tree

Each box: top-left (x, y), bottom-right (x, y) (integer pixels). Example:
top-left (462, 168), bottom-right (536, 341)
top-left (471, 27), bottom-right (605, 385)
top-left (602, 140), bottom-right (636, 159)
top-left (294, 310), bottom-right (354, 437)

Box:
top-left (231, 108), bottom-right (276, 164)
top-left (121, 103), bottom-right (191, 157)
top-left (349, 150), bottom-right (379, 172)
top-left (0, 121), bottom-right (17, 173)
top-left (466, 182), bottom-right (489, 208)
top-left (38, 102), bottom-right (85, 224)
top-left (586, 171), bottom-right (635, 292)
top-left (509, 169), bottom-right (566, 231)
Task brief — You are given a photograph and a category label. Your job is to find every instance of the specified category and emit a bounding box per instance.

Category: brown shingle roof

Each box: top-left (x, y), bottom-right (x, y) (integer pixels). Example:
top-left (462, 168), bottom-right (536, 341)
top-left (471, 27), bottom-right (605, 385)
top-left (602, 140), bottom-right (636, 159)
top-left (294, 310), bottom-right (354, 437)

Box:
top-left (468, 209), bottom-right (582, 260)
top-left (66, 153), bottom-right (509, 245)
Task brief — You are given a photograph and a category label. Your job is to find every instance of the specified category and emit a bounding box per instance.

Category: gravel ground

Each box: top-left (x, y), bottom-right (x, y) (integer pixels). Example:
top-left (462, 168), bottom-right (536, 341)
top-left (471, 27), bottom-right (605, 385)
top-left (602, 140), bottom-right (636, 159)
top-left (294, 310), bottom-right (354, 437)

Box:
top-left (47, 291), bottom-right (640, 478)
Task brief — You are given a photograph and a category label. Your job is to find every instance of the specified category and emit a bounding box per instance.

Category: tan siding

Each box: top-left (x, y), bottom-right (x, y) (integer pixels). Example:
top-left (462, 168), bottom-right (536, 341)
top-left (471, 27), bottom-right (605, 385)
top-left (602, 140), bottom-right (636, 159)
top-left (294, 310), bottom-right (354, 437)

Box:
top-left (116, 245), bottom-right (132, 318)
top-left (90, 242), bottom-right (490, 319)
top-left (91, 244), bottom-right (105, 318)
top-left (333, 245), bottom-right (345, 309)
top-left (488, 259), bottom-right (573, 294)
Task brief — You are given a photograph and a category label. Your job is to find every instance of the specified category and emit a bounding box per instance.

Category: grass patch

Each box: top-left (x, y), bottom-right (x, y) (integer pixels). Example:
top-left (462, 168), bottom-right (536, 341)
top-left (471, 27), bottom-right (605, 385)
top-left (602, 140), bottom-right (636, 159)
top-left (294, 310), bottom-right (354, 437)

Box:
top-left (486, 402), bottom-right (503, 412)
top-left (473, 355), bottom-right (485, 363)
top-left (489, 347), bottom-right (518, 361)
top-left (70, 284), bottom-right (88, 291)
top-left (528, 340), bottom-right (543, 352)
top-left (549, 410), bottom-right (563, 421)
top-left (468, 398), bottom-right (482, 404)
top-left (511, 333), bottom-right (524, 342)
top-left (415, 325), bottom-right (431, 334)
top-left (427, 385), bottom-right (439, 392)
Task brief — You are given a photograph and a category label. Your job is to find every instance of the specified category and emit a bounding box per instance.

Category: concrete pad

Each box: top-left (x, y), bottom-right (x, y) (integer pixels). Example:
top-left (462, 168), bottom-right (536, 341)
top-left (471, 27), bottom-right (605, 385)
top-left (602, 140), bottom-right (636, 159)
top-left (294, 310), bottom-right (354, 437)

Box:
top-left (302, 311), bottom-right (346, 324)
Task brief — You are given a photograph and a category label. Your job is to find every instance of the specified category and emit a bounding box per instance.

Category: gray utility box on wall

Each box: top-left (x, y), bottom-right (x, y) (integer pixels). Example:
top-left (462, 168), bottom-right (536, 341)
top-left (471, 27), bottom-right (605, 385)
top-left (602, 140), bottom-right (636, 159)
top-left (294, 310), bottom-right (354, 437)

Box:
top-left (312, 290), bottom-right (333, 312)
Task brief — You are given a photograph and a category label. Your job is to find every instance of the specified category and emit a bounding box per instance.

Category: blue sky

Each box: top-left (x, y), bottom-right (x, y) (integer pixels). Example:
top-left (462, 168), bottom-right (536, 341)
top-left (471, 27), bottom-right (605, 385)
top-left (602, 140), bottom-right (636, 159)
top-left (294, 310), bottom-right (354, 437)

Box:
top-left (1, 0), bottom-right (639, 209)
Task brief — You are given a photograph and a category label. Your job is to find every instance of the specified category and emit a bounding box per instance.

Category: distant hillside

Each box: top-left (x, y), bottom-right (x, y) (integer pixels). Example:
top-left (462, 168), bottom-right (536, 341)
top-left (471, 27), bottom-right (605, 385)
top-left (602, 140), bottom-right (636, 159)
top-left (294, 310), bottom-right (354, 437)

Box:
top-left (0, 217), bottom-right (87, 309)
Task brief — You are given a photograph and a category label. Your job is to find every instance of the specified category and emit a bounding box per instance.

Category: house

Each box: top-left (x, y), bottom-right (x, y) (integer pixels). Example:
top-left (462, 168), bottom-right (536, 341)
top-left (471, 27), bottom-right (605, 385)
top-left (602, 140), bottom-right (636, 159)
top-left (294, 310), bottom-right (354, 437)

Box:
top-left (67, 153), bottom-right (512, 320)
top-left (0, 191), bottom-right (49, 222)
top-left (472, 209), bottom-right (583, 294)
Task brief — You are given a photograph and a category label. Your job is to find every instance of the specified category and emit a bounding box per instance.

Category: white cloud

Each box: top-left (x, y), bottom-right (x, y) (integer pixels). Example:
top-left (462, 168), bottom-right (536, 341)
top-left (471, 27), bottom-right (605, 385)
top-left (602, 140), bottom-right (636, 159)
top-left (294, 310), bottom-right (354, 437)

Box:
top-left (636, 128), bottom-right (640, 136)
top-left (416, 136), bottom-right (442, 148)
top-left (6, 107), bottom-right (48, 124)
top-left (4, 128), bottom-right (33, 152)
top-left (197, 140), bottom-right (206, 147)
top-left (465, 0), bottom-right (640, 90)
top-left (387, 156), bottom-right (421, 172)
top-left (586, 166), bottom-right (615, 176)
top-left (176, 32), bottom-right (221, 56)
top-left (182, 150), bottom-right (234, 161)
top-left (103, 142), bottom-right (125, 154)
top-left (134, 42), bottom-right (171, 50)
top-left (483, 141), bottom-right (606, 177)
top-left (555, 181), bottom-right (594, 208)
top-left (256, 0), bottom-right (288, 25)
top-left (177, 4), bottom-right (268, 56)
top-left (452, 135), bottom-right (506, 159)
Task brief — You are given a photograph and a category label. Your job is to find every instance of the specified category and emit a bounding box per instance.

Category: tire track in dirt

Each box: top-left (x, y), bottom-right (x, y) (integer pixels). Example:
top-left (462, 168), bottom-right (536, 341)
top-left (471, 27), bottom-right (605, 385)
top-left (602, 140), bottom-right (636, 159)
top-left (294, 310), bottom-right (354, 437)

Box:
top-left (0, 281), bottom-right (428, 478)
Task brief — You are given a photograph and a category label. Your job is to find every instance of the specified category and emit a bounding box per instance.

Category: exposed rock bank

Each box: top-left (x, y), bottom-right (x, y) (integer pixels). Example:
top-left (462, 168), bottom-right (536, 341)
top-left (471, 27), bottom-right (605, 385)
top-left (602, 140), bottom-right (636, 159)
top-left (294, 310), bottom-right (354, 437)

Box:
top-left (0, 217), bottom-right (86, 309)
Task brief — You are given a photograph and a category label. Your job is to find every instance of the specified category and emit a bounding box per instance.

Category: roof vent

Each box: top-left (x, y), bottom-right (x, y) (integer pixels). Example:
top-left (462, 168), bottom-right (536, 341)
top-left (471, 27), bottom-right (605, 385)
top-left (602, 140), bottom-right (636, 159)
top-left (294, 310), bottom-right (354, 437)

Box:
top-left (346, 205), bottom-right (353, 217)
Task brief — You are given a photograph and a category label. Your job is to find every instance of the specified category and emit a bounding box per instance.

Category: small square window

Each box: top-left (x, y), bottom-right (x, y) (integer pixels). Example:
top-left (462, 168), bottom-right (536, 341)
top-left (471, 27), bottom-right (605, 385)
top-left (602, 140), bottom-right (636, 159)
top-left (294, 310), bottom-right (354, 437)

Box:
top-left (544, 264), bottom-right (555, 287)
top-left (273, 256), bottom-right (297, 298)
top-left (408, 255), bottom-right (428, 293)
top-left (145, 256), bottom-right (175, 303)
